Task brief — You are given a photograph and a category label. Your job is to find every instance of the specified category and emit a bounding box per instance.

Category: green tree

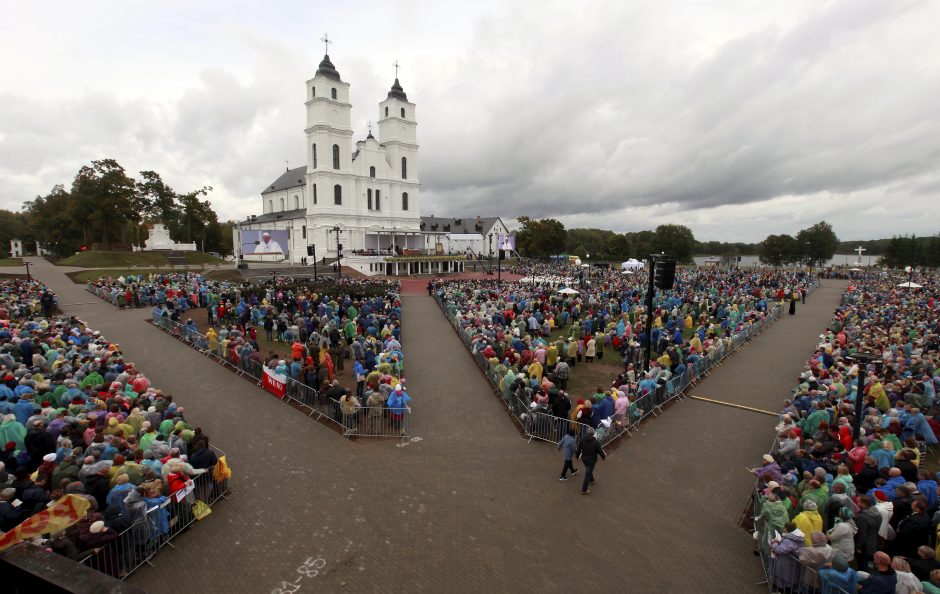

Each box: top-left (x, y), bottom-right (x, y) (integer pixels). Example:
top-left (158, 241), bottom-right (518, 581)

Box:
top-left (652, 224), bottom-right (696, 263)
top-left (605, 234), bottom-right (631, 259)
top-left (70, 159), bottom-right (138, 246)
top-left (759, 234), bottom-right (800, 267)
top-left (796, 221), bottom-right (839, 267)
top-left (22, 185), bottom-right (80, 256)
top-left (625, 230), bottom-right (656, 259)
top-left (515, 216), bottom-right (567, 258)
top-left (177, 186), bottom-right (215, 246)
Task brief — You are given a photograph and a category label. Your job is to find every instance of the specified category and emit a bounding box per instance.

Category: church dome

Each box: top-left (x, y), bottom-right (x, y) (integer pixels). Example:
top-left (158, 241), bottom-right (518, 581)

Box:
top-left (387, 78), bottom-right (407, 101)
top-left (316, 54), bottom-right (342, 81)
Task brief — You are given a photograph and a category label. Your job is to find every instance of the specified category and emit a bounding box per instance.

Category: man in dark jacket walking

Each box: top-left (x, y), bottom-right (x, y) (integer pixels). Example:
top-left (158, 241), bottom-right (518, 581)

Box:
top-left (855, 495), bottom-right (882, 572)
top-left (576, 427), bottom-right (607, 495)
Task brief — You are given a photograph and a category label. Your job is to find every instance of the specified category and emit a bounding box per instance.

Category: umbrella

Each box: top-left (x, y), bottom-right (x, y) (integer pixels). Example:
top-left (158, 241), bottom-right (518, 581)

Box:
top-left (897, 281), bottom-right (922, 289)
top-left (558, 287), bottom-right (579, 295)
top-left (848, 268), bottom-right (862, 272)
top-left (621, 270), bottom-right (634, 275)
top-left (581, 264), bottom-right (590, 268)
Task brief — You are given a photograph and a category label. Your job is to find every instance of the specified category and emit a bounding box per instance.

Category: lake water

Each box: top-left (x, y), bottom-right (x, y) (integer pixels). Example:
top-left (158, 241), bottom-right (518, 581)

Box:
top-left (691, 254), bottom-right (878, 268)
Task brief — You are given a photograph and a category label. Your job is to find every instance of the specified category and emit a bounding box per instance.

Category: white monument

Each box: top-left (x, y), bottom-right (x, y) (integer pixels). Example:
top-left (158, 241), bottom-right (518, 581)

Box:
top-left (9, 238), bottom-right (23, 258)
top-left (139, 223), bottom-right (197, 252)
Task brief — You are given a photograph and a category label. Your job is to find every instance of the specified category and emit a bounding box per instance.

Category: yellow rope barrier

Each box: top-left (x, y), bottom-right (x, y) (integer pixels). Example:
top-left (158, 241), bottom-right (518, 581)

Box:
top-left (689, 395), bottom-right (778, 416)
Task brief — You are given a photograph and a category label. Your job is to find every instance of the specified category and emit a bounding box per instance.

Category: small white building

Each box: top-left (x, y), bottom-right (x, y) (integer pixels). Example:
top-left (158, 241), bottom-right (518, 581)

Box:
top-left (419, 216), bottom-right (511, 258)
top-left (9, 238), bottom-right (23, 258)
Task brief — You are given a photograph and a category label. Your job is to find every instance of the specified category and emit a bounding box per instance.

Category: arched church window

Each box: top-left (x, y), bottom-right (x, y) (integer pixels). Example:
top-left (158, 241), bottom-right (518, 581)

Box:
top-left (367, 189), bottom-right (372, 210)
top-left (312, 86), bottom-right (315, 97)
top-left (331, 88), bottom-right (337, 100)
top-left (313, 184), bottom-right (317, 205)
top-left (294, 195), bottom-right (300, 209)
top-left (334, 184), bottom-right (342, 205)
top-left (332, 145), bottom-right (340, 169)
top-left (401, 107), bottom-right (405, 118)
top-left (280, 197), bottom-right (285, 211)
top-left (312, 144), bottom-right (317, 168)
top-left (402, 192), bottom-right (408, 211)
top-left (268, 200), bottom-right (273, 212)
top-left (385, 106), bottom-right (388, 117)
top-left (375, 189), bottom-right (380, 210)
top-left (369, 166), bottom-right (375, 178)
top-left (401, 157), bottom-right (407, 179)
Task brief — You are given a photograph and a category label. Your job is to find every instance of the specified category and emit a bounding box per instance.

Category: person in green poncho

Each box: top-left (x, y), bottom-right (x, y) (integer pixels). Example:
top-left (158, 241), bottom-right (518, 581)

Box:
top-left (0, 415), bottom-right (26, 451)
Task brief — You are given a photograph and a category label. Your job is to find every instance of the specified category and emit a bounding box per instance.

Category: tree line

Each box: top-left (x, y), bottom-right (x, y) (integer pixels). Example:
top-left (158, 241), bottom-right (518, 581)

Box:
top-left (514, 217), bottom-right (844, 266)
top-left (1, 159), bottom-right (232, 257)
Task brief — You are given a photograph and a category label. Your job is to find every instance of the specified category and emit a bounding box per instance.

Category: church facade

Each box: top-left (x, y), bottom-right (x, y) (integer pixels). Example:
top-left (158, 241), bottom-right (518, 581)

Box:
top-left (237, 53), bottom-right (422, 264)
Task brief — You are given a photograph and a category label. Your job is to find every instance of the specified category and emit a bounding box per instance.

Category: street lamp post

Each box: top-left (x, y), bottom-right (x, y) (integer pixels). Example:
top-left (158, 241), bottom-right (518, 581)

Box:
top-left (847, 353), bottom-right (878, 440)
top-left (23, 260), bottom-right (32, 281)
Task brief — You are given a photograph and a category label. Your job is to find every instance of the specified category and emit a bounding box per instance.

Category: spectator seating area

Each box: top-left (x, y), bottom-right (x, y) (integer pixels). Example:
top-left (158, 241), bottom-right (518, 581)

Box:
top-left (151, 277), bottom-right (414, 438)
top-left (753, 272), bottom-right (940, 593)
top-left (433, 267), bottom-right (815, 446)
top-left (0, 279), bottom-right (230, 580)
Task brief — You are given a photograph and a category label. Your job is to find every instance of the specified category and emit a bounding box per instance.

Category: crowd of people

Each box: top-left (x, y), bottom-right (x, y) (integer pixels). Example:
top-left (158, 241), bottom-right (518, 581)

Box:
top-left (0, 278), bottom-right (228, 575)
top-left (88, 272), bottom-right (235, 311)
top-left (433, 266), bottom-right (815, 440)
top-left (753, 272), bottom-right (940, 593)
top-left (155, 277), bottom-right (411, 430)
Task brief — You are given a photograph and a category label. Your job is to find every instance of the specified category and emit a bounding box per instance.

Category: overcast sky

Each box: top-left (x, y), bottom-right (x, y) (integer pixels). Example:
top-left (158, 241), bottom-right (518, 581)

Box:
top-left (2, 0), bottom-right (938, 242)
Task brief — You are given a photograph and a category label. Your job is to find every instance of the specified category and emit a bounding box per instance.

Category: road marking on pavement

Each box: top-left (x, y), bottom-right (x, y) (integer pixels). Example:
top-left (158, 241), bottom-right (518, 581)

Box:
top-left (689, 395), bottom-right (778, 416)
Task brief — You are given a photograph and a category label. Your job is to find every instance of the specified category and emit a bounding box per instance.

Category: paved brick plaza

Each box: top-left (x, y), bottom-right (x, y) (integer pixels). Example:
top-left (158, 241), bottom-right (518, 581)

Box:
top-left (31, 258), bottom-right (848, 593)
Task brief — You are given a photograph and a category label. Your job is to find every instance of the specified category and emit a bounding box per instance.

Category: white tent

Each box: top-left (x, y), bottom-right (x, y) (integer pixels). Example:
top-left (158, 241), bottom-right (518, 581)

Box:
top-left (848, 268), bottom-right (862, 272)
top-left (621, 258), bottom-right (644, 271)
top-left (621, 270), bottom-right (634, 275)
top-left (897, 281), bottom-right (922, 289)
top-left (558, 287), bottom-right (579, 295)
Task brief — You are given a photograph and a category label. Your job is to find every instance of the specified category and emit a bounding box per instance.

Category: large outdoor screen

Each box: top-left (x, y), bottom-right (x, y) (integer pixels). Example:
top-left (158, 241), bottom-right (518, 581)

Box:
top-left (242, 229), bottom-right (290, 258)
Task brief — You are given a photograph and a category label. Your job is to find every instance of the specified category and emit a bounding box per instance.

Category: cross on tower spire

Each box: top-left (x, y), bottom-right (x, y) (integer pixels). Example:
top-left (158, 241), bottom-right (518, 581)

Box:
top-left (393, 59), bottom-right (400, 79)
top-left (321, 33), bottom-right (331, 55)
top-left (367, 121), bottom-right (372, 134)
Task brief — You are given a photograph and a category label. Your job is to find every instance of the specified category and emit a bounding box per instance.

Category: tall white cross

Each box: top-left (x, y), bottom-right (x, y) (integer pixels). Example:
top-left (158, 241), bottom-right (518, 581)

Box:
top-left (393, 60), bottom-right (400, 79)
top-left (321, 33), bottom-right (331, 55)
top-left (855, 246), bottom-right (866, 258)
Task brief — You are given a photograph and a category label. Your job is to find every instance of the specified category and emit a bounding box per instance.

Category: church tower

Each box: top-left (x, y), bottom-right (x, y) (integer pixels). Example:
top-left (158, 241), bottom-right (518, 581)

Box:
top-left (378, 75), bottom-right (420, 218)
top-left (378, 77), bottom-right (418, 184)
top-left (305, 50), bottom-right (354, 212)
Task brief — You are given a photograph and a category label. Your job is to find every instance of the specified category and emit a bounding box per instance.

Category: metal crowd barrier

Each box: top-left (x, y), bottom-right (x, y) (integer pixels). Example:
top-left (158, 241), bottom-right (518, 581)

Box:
top-left (79, 444), bottom-right (230, 580)
top-left (433, 288), bottom-right (789, 448)
top-left (149, 309), bottom-right (415, 440)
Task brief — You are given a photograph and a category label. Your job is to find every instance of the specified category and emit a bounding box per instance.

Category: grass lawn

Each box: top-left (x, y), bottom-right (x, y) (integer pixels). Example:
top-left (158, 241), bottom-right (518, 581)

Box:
top-left (537, 322), bottom-right (623, 399)
top-left (0, 258), bottom-right (23, 267)
top-left (57, 250), bottom-right (225, 268)
top-left (184, 252), bottom-right (226, 265)
top-left (58, 251), bottom-right (171, 267)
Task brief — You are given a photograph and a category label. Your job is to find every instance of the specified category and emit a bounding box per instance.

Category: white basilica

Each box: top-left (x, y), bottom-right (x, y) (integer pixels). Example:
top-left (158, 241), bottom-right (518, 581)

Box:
top-left (237, 51), bottom-right (424, 265)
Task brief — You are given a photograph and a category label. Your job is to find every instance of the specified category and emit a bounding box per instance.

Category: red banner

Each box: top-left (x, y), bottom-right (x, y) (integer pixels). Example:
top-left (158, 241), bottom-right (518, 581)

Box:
top-left (262, 366), bottom-right (287, 399)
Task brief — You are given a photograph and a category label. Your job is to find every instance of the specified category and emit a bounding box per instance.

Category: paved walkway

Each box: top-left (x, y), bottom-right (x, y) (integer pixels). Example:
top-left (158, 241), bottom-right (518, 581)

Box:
top-left (27, 257), bottom-right (848, 593)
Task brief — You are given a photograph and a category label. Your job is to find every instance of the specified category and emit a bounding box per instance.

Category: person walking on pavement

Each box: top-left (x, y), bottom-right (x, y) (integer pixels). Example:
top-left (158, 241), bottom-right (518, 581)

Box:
top-left (556, 428), bottom-right (579, 481)
top-left (576, 427), bottom-right (607, 495)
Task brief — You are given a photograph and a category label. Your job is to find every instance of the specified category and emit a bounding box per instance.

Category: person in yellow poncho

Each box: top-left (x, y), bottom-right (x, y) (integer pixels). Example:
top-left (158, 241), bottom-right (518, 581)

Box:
top-left (793, 499), bottom-right (823, 545)
top-left (528, 360), bottom-right (543, 384)
top-left (206, 327), bottom-right (218, 353)
top-left (689, 334), bottom-right (703, 354)
top-left (867, 381), bottom-right (890, 414)
top-left (546, 343), bottom-right (559, 371)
